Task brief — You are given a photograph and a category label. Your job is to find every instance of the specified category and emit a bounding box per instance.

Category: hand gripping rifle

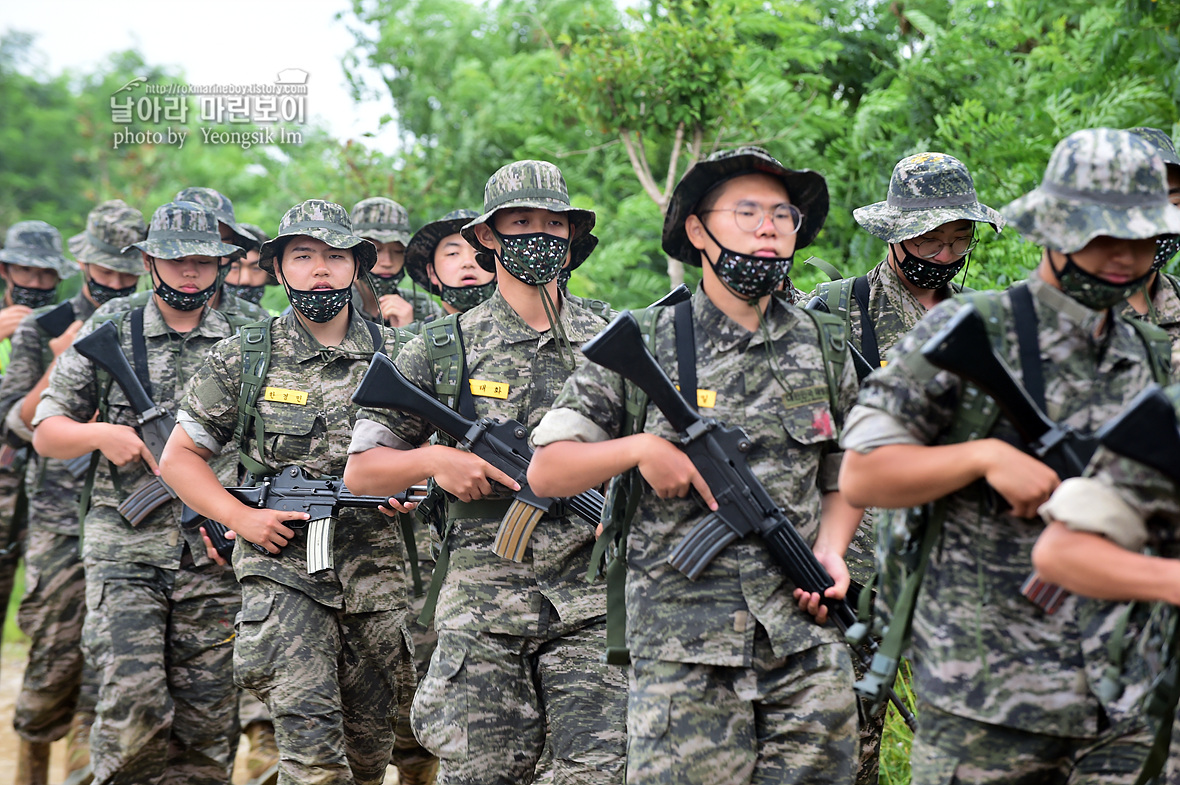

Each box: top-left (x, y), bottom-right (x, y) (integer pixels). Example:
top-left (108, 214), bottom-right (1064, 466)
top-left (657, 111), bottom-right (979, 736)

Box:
top-left (183, 464), bottom-right (427, 561)
top-left (351, 353), bottom-right (606, 561)
top-left (580, 310), bottom-right (916, 729)
top-left (32, 302), bottom-right (90, 478)
top-left (72, 320), bottom-right (185, 527)
top-left (920, 304), bottom-right (1098, 614)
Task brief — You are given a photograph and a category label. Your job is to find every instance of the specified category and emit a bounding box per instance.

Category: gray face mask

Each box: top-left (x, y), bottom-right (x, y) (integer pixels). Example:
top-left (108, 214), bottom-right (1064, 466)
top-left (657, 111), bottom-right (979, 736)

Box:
top-left (1052, 252), bottom-right (1152, 311)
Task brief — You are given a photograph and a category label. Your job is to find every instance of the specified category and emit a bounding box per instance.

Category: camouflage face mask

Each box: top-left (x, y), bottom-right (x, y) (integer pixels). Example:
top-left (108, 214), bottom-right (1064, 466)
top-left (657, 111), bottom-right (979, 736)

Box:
top-left (148, 259), bottom-right (220, 312)
top-left (892, 244), bottom-right (966, 290)
top-left (1152, 235), bottom-right (1180, 272)
top-left (492, 230), bottom-right (569, 285)
top-left (367, 269), bottom-right (405, 298)
top-left (699, 223), bottom-right (792, 300)
top-left (10, 284), bottom-right (57, 309)
top-left (285, 283), bottom-right (352, 323)
top-left (86, 274), bottom-right (137, 306)
top-left (1052, 253), bottom-right (1152, 311)
top-left (222, 282), bottom-right (266, 305)
top-left (440, 280), bottom-right (495, 312)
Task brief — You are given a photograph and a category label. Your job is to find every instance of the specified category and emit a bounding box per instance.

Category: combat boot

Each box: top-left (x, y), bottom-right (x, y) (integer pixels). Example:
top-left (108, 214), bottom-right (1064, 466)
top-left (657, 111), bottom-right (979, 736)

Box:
top-left (14, 739), bottom-right (50, 785)
top-left (396, 752), bottom-right (440, 785)
top-left (244, 720), bottom-right (280, 785)
top-left (62, 712), bottom-right (94, 785)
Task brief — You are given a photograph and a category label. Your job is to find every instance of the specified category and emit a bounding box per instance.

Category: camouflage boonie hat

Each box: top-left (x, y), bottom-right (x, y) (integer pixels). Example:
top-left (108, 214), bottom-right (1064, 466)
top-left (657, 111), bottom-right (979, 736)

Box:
top-left (175, 187), bottom-right (258, 251)
top-left (0, 221), bottom-right (72, 277)
top-left (1128, 127), bottom-right (1180, 171)
top-left (351, 197), bottom-right (412, 246)
top-left (853, 152), bottom-right (1004, 243)
top-left (258, 200), bottom-right (377, 274)
top-left (127, 201), bottom-right (243, 260)
top-left (1003, 128), bottom-right (1180, 254)
top-left (662, 146), bottom-right (828, 266)
top-left (68, 199), bottom-right (147, 274)
top-left (239, 223), bottom-right (270, 246)
top-left (462, 160), bottom-right (598, 272)
top-left (405, 209), bottom-right (480, 294)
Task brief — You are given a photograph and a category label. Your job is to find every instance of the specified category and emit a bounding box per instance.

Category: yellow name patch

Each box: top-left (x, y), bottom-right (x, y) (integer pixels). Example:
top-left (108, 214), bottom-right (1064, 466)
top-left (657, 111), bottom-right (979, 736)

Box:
top-left (263, 387), bottom-right (308, 405)
top-left (469, 380), bottom-right (509, 399)
top-left (674, 385), bottom-right (717, 408)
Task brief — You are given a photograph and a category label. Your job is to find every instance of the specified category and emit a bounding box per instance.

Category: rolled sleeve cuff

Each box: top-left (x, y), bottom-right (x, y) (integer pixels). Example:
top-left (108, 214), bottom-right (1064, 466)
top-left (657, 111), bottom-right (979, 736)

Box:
top-left (31, 396), bottom-right (72, 429)
top-left (349, 418), bottom-right (414, 454)
top-left (4, 400), bottom-right (32, 445)
top-left (530, 407), bottom-right (610, 447)
top-left (177, 411), bottom-right (224, 456)
top-left (839, 405), bottom-right (922, 454)
top-left (1039, 477), bottom-right (1149, 553)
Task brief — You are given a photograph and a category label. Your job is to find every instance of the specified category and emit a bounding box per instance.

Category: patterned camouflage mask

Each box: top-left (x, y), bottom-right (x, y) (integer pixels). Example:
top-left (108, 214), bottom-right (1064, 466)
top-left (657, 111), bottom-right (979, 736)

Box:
top-left (367, 269), bottom-right (406, 298)
top-left (9, 284), bottom-right (57, 309)
top-left (150, 259), bottom-right (220, 311)
top-left (223, 282), bottom-right (266, 304)
top-left (440, 280), bottom-right (495, 311)
top-left (699, 223), bottom-right (792, 299)
top-left (285, 285), bottom-right (351, 322)
top-left (492, 229), bottom-right (569, 285)
top-left (1051, 252), bottom-right (1152, 311)
top-left (86, 274), bottom-right (138, 306)
top-left (1153, 235), bottom-right (1180, 272)
top-left (891, 243), bottom-right (965, 290)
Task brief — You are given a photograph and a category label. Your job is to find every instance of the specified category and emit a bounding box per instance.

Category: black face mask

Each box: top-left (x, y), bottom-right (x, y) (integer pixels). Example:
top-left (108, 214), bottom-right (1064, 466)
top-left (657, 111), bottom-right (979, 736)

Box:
top-left (891, 243), bottom-right (966, 290)
top-left (285, 284), bottom-right (352, 323)
top-left (368, 270), bottom-right (405, 298)
top-left (148, 259), bottom-right (222, 312)
top-left (1051, 252), bottom-right (1153, 311)
top-left (492, 230), bottom-right (569, 285)
top-left (10, 284), bottom-right (57, 309)
top-left (699, 223), bottom-right (792, 300)
top-left (86, 275), bottom-right (137, 306)
top-left (440, 280), bottom-right (495, 311)
top-left (223, 283), bottom-right (266, 305)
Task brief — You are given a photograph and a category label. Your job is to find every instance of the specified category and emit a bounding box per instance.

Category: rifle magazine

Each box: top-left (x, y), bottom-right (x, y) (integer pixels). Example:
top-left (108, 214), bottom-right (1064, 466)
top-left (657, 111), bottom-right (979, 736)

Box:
top-left (305, 517), bottom-right (335, 574)
top-left (117, 478), bottom-right (176, 526)
top-left (667, 513), bottom-right (739, 580)
top-left (492, 499), bottom-right (545, 562)
top-left (203, 521), bottom-right (236, 561)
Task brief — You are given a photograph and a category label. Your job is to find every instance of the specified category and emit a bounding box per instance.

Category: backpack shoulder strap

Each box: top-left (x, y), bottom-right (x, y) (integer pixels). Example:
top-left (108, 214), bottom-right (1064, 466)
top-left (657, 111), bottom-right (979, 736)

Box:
top-left (1124, 317), bottom-right (1172, 385)
top-left (233, 318), bottom-right (275, 479)
top-left (423, 313), bottom-right (471, 415)
top-left (798, 307), bottom-right (849, 428)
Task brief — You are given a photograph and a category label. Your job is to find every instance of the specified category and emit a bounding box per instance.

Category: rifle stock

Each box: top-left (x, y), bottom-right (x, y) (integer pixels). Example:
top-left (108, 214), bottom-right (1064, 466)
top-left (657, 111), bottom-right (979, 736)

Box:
top-left (1097, 384), bottom-right (1180, 484)
top-left (35, 301), bottom-right (76, 339)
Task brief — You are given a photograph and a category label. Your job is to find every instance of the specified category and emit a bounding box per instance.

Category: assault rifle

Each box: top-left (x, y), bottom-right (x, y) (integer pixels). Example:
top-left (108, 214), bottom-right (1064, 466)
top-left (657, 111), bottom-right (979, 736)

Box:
top-left (920, 304), bottom-right (1098, 614)
top-left (580, 310), bottom-right (916, 729)
top-left (73, 320), bottom-right (185, 526)
top-left (1096, 384), bottom-right (1180, 484)
top-left (185, 464), bottom-right (428, 560)
top-left (351, 353), bottom-right (606, 562)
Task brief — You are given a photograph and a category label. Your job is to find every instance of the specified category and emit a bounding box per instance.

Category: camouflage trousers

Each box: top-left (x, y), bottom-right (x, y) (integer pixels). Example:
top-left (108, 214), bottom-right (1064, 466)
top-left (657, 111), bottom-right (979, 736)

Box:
top-left (627, 634), bottom-right (857, 785)
top-left (910, 702), bottom-right (1153, 785)
top-left (14, 528), bottom-right (97, 742)
top-left (411, 618), bottom-right (628, 785)
top-left (0, 470), bottom-right (26, 667)
top-left (233, 576), bottom-right (415, 785)
top-left (83, 555), bottom-right (240, 785)
top-left (392, 587), bottom-right (440, 777)
top-left (239, 690), bottom-right (270, 727)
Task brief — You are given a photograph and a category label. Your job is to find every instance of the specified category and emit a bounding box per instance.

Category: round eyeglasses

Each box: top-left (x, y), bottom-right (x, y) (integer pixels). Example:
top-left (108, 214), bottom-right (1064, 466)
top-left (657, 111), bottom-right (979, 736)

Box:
top-left (908, 233), bottom-right (978, 259)
top-left (700, 202), bottom-right (803, 235)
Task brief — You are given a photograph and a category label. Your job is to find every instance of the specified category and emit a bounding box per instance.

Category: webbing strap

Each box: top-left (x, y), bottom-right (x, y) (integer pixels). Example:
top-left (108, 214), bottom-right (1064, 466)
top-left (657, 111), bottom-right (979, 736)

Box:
top-left (1010, 284), bottom-right (1045, 411)
top-left (399, 513), bottom-right (424, 597)
top-left (851, 275), bottom-right (881, 368)
top-left (452, 319), bottom-right (476, 421)
top-left (674, 299), bottom-right (697, 412)
top-left (129, 308), bottom-right (151, 398)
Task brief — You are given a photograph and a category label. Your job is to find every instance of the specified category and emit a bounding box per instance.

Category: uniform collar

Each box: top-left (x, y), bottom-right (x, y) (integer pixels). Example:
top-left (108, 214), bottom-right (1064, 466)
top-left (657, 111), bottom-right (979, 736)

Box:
top-left (283, 306), bottom-right (378, 363)
top-left (143, 296), bottom-right (232, 339)
top-left (486, 288), bottom-right (602, 346)
top-left (694, 282), bottom-right (797, 354)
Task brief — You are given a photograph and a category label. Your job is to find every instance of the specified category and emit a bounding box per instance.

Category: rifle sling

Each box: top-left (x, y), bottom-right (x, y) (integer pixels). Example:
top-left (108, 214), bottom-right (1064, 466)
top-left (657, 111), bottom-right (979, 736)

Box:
top-left (129, 307), bottom-right (152, 399)
top-left (674, 299), bottom-right (697, 411)
top-left (452, 319), bottom-right (476, 421)
top-left (1010, 283), bottom-right (1045, 411)
top-left (851, 275), bottom-right (881, 369)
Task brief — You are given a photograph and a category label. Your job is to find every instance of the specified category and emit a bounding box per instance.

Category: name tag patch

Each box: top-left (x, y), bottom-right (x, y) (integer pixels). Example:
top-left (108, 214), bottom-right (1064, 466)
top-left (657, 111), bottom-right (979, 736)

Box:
top-left (469, 379), bottom-right (509, 399)
top-left (674, 385), bottom-right (717, 408)
top-left (263, 387), bottom-right (308, 405)
top-left (781, 385), bottom-right (828, 409)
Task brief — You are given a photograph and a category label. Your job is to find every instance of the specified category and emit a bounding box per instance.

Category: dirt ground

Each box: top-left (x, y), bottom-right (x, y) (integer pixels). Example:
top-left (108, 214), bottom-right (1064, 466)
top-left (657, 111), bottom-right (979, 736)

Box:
top-left (0, 640), bottom-right (401, 783)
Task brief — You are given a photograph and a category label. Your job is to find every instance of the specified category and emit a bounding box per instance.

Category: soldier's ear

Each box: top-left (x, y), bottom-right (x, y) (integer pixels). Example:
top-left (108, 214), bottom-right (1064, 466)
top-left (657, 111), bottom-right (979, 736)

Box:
top-left (685, 214), bottom-right (708, 251)
top-left (472, 223), bottom-right (498, 251)
top-left (426, 262), bottom-right (441, 288)
top-left (140, 253), bottom-right (153, 274)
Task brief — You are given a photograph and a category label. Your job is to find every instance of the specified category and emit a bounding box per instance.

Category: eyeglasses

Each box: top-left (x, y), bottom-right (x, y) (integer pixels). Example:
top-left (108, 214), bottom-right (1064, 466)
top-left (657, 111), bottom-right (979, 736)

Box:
top-left (700, 202), bottom-right (803, 235)
top-left (908, 233), bottom-right (978, 259)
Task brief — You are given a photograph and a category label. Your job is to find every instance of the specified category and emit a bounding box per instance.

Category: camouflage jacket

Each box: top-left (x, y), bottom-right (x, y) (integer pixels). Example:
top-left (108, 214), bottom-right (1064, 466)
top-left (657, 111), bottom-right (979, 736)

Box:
top-left (93, 287), bottom-right (269, 323)
top-left (1119, 272), bottom-right (1180, 379)
top-left (532, 286), bottom-right (858, 667)
top-left (806, 258), bottom-right (961, 363)
top-left (842, 275), bottom-right (1161, 737)
top-left (179, 310), bottom-right (407, 613)
top-left (0, 291), bottom-right (96, 535)
top-left (33, 297), bottom-right (240, 568)
top-left (351, 289), bottom-right (608, 636)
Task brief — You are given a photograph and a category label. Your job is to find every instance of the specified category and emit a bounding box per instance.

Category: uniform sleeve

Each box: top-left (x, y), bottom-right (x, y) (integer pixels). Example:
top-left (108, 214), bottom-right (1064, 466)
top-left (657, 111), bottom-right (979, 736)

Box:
top-left (531, 360), bottom-right (627, 447)
top-left (0, 313), bottom-right (46, 444)
top-left (841, 299), bottom-right (967, 453)
top-left (178, 339), bottom-right (241, 454)
top-left (352, 332), bottom-right (436, 447)
top-left (32, 317), bottom-right (103, 427)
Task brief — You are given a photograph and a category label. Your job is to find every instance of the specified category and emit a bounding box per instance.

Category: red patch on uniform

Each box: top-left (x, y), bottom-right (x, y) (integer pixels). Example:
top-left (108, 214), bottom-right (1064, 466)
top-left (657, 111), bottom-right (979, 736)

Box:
top-left (812, 409), bottom-right (834, 438)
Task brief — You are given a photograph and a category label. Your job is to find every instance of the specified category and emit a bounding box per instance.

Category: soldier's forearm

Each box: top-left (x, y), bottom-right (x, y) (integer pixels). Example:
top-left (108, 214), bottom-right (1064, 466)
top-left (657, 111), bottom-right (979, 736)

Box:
top-left (1032, 520), bottom-right (1180, 605)
top-left (529, 435), bottom-right (648, 498)
top-left (839, 440), bottom-right (999, 508)
top-left (31, 414), bottom-right (103, 460)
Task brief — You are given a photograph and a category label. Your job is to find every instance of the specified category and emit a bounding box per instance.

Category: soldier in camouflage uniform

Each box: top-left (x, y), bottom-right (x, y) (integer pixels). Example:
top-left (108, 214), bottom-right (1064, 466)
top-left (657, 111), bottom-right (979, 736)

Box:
top-left (0, 201), bottom-right (146, 785)
top-left (159, 200), bottom-right (415, 785)
top-left (224, 223), bottom-right (277, 308)
top-left (351, 197), bottom-right (442, 328)
top-left (344, 160), bottom-right (626, 785)
top-left (838, 128), bottom-right (1180, 784)
top-left (1120, 127), bottom-right (1180, 374)
top-left (31, 201), bottom-right (247, 784)
top-left (529, 147), bottom-right (863, 785)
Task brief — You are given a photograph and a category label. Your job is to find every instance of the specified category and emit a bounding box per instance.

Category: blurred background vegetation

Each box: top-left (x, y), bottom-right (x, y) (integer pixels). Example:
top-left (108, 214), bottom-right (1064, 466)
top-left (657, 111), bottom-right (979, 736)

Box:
top-left (2, 0), bottom-right (1178, 308)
